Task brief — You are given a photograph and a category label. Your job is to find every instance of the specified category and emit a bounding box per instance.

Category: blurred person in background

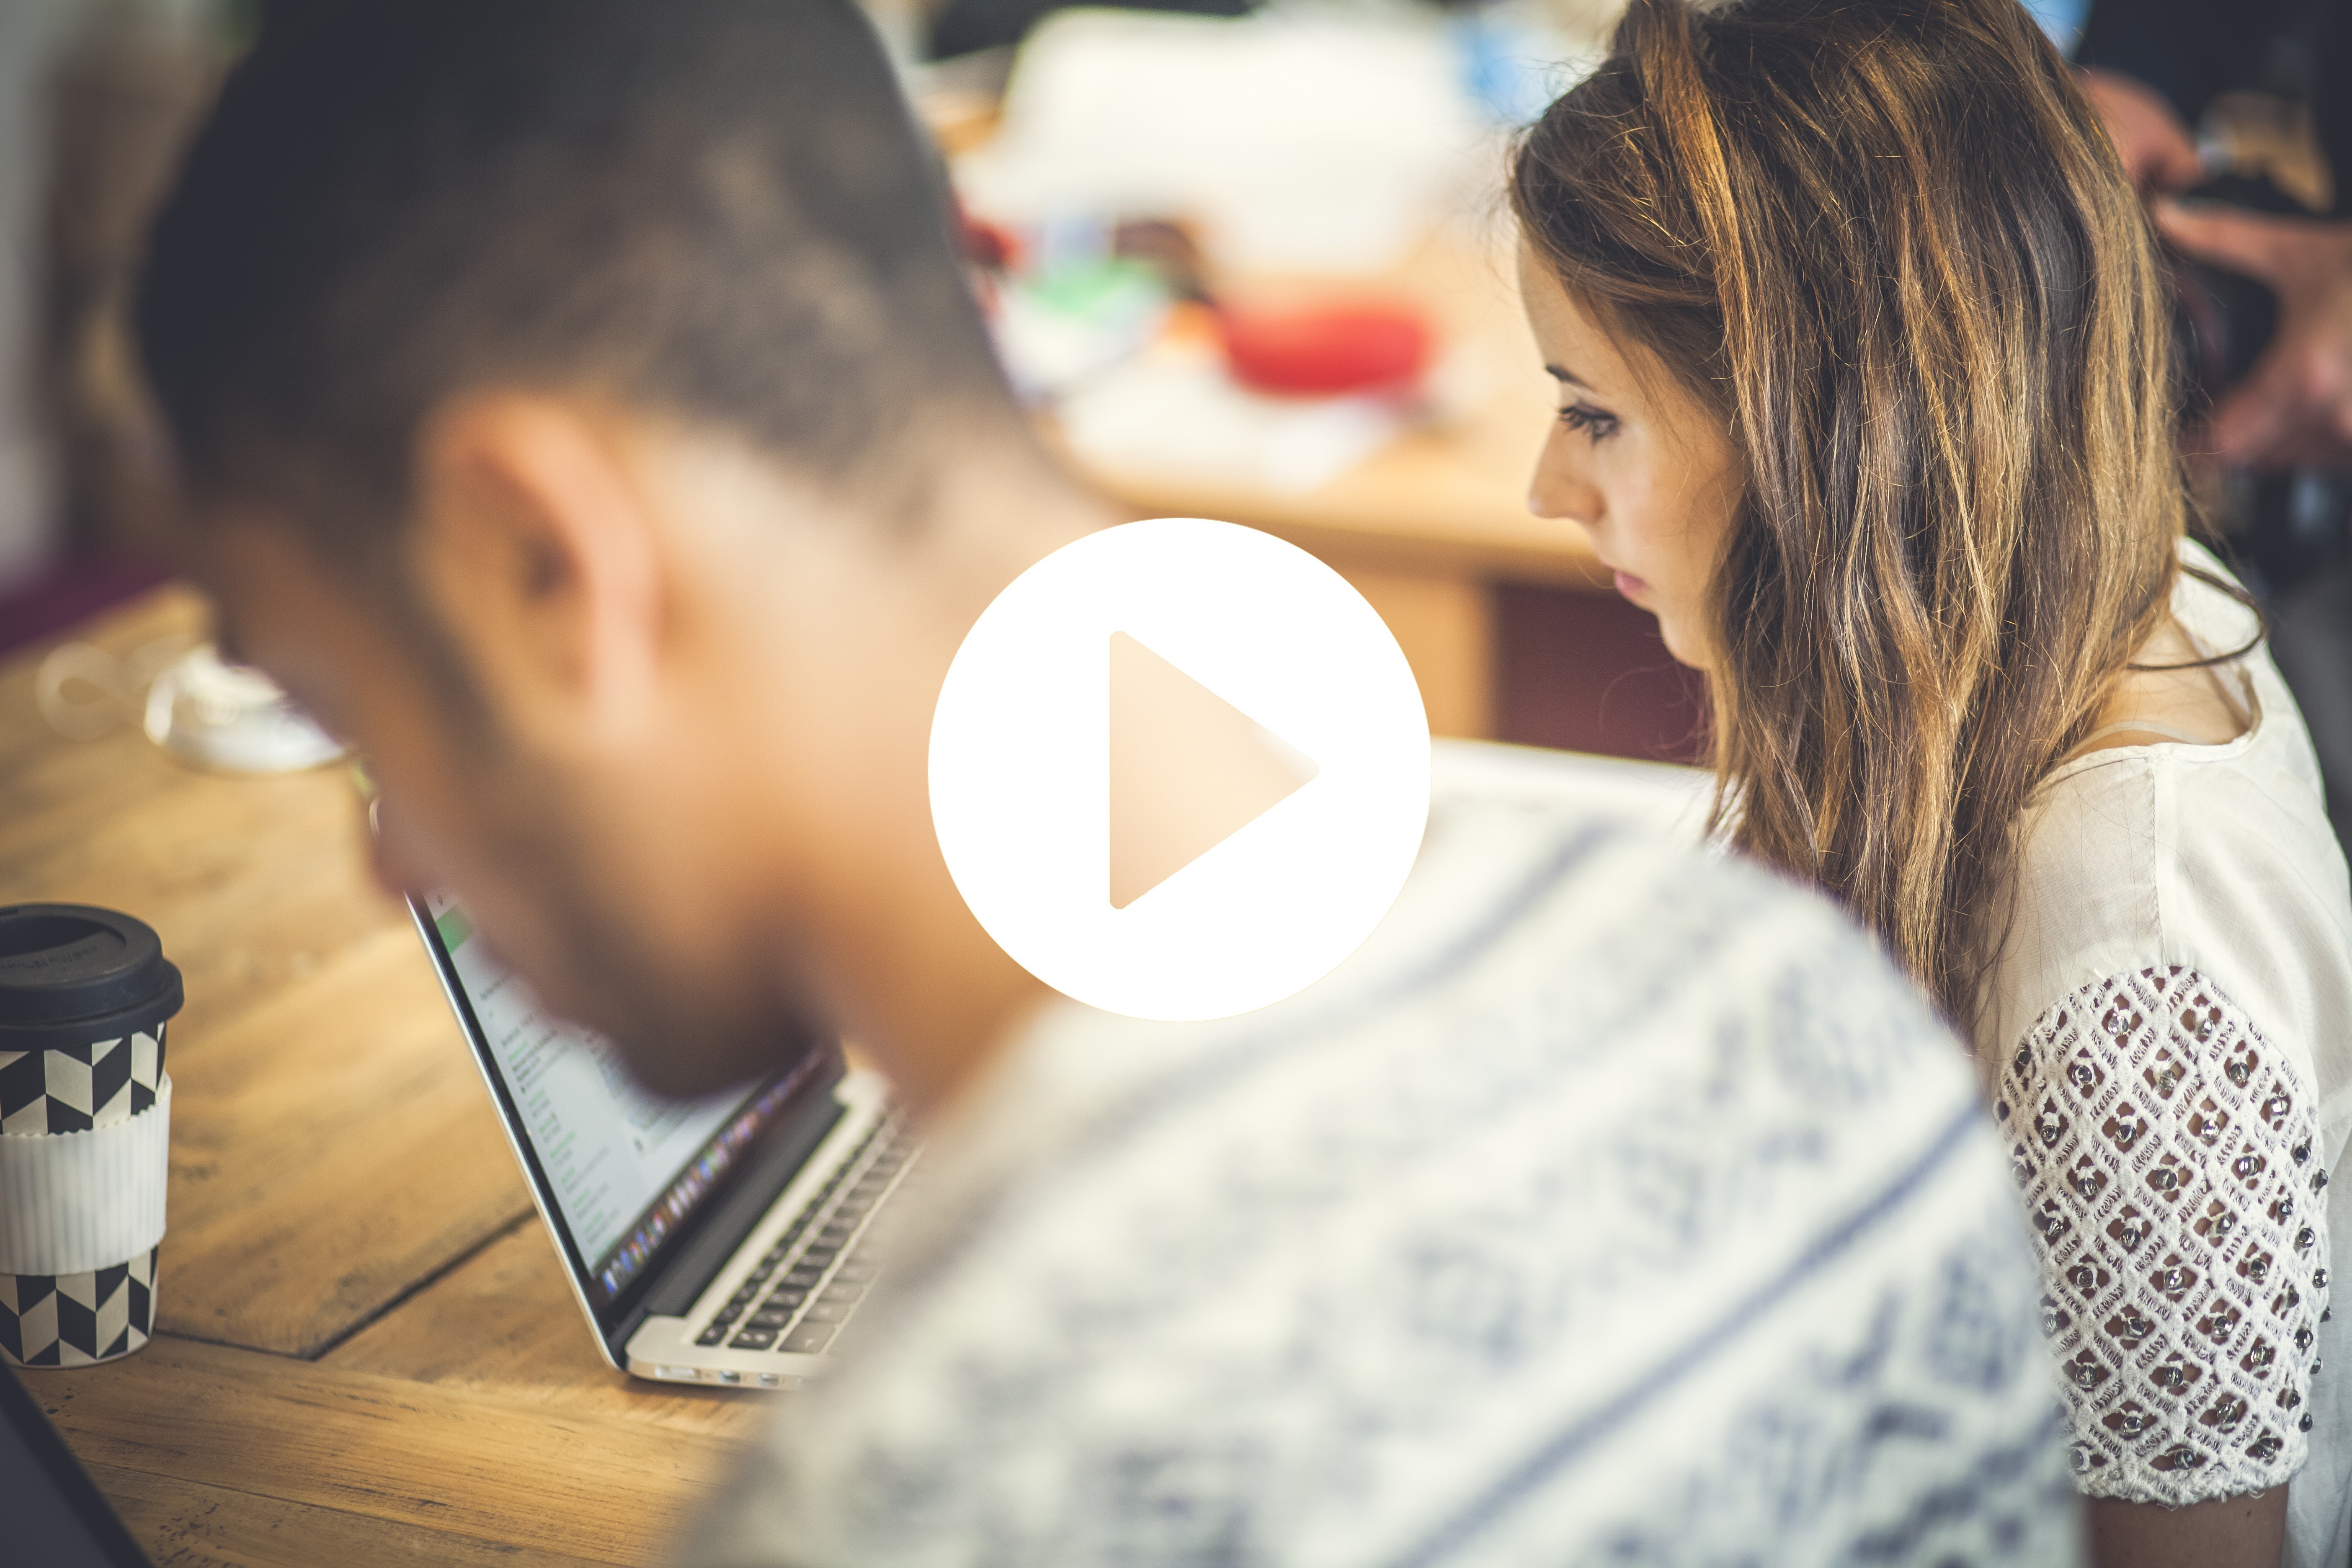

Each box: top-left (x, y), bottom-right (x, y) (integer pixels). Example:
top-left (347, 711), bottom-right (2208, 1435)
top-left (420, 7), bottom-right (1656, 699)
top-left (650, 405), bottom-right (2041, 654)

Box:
top-left (1511, 1), bottom-right (2352, 1564)
top-left (2073, 0), bottom-right (2352, 859)
top-left (0, 0), bottom-right (218, 651)
top-left (0, 0), bottom-right (83, 597)
top-left (132, 0), bottom-right (2081, 1562)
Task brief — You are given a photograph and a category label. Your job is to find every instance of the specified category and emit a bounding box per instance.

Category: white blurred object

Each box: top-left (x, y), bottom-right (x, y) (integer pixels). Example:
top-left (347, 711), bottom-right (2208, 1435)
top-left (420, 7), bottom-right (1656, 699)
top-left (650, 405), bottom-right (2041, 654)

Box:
top-left (955, 6), bottom-right (1489, 273)
top-left (992, 256), bottom-right (1172, 400)
top-left (34, 635), bottom-right (190, 741)
top-left (141, 643), bottom-right (345, 773)
top-left (1059, 345), bottom-right (1404, 493)
top-left (1419, 334), bottom-right (1496, 431)
top-left (1430, 737), bottom-right (1712, 846)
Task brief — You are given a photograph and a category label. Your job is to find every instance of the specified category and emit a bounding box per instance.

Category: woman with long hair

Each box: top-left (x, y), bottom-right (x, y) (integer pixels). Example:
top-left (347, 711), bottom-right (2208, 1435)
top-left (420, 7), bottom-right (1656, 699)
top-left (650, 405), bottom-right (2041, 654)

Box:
top-left (1510, 2), bottom-right (2352, 1562)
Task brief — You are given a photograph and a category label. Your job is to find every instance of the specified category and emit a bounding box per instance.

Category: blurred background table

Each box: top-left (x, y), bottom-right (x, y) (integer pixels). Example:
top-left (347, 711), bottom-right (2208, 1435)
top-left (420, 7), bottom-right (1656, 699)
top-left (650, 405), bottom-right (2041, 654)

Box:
top-left (1061, 230), bottom-right (1608, 743)
top-left (931, 5), bottom-right (1700, 757)
top-left (8, 587), bottom-right (766, 1568)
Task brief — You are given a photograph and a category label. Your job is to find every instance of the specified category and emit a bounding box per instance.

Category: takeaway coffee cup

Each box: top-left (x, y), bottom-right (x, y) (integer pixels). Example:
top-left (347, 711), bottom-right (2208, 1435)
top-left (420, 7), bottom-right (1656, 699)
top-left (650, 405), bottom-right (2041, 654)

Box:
top-left (0, 905), bottom-right (181, 1366)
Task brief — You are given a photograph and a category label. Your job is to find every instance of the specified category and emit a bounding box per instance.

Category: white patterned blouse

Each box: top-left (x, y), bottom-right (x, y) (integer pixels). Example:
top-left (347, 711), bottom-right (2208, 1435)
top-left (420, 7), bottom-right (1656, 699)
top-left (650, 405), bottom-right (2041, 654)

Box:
top-left (1983, 541), bottom-right (2352, 1567)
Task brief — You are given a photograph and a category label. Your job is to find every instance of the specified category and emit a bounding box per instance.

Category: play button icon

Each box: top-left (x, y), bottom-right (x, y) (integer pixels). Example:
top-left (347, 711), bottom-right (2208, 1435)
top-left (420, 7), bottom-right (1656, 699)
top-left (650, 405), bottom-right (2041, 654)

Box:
top-left (1106, 630), bottom-right (1319, 909)
top-left (930, 518), bottom-right (1429, 1021)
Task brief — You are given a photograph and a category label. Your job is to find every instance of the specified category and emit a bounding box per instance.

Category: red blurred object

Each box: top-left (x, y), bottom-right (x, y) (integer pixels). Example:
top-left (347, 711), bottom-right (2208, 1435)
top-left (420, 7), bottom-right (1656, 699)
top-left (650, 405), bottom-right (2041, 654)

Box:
top-left (1217, 300), bottom-right (1432, 396)
top-left (954, 197), bottom-right (1022, 273)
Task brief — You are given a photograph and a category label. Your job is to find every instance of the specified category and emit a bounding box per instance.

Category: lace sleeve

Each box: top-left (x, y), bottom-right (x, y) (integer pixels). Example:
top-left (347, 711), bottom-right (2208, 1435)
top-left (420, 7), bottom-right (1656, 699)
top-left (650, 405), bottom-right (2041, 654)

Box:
top-left (1993, 966), bottom-right (2331, 1505)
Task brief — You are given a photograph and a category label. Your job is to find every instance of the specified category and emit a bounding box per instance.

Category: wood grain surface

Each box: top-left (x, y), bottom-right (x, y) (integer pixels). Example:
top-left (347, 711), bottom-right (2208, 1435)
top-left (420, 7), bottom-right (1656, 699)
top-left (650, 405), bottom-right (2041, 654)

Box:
top-left (42, 1338), bottom-right (735, 1564)
top-left (6, 586), bottom-right (761, 1566)
top-left (1057, 230), bottom-right (1604, 741)
top-left (324, 1220), bottom-right (771, 1439)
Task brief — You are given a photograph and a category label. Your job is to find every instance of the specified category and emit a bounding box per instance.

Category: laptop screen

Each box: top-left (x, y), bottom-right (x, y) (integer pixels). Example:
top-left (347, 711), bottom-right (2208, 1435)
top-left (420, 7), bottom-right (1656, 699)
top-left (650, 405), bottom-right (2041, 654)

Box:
top-left (422, 894), bottom-right (821, 1305)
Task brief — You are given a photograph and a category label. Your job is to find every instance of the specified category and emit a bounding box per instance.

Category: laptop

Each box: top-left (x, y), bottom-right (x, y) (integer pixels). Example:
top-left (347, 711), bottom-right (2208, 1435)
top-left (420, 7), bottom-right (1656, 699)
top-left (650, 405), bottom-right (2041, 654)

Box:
top-left (408, 892), bottom-right (919, 1389)
top-left (0, 1361), bottom-right (154, 1567)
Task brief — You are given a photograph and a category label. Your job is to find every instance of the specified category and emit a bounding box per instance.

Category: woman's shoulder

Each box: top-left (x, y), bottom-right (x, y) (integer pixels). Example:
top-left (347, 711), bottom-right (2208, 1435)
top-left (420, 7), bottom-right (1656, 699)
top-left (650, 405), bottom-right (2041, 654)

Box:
top-left (1988, 554), bottom-right (2352, 1112)
top-left (1996, 771), bottom-right (2351, 1047)
top-left (2005, 724), bottom-right (2347, 980)
top-left (1985, 546), bottom-right (2352, 1501)
top-left (1987, 831), bottom-right (2352, 1208)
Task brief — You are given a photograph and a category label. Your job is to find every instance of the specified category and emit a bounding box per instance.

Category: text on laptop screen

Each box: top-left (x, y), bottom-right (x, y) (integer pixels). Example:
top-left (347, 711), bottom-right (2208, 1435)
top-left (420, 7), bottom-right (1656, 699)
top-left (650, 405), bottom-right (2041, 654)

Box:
top-left (426, 895), bottom-right (804, 1301)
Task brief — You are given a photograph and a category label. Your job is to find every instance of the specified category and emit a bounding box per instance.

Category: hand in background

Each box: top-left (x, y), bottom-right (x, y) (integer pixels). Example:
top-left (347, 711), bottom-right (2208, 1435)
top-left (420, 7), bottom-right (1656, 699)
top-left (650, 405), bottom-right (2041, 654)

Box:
top-left (2159, 200), bottom-right (2352, 469)
top-left (2081, 67), bottom-right (2206, 191)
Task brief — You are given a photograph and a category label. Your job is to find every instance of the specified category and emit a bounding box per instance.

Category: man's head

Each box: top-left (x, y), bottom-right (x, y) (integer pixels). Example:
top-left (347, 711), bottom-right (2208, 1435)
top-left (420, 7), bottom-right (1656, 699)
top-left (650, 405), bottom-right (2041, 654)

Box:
top-left (139, 0), bottom-right (1088, 1101)
top-left (141, 0), bottom-right (1008, 544)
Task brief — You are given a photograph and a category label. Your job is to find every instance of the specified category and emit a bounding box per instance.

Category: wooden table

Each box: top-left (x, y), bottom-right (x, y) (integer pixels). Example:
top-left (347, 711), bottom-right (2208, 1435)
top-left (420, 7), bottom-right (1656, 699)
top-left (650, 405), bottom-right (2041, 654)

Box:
top-left (9, 587), bottom-right (767, 1566)
top-left (1063, 229), bottom-right (1607, 742)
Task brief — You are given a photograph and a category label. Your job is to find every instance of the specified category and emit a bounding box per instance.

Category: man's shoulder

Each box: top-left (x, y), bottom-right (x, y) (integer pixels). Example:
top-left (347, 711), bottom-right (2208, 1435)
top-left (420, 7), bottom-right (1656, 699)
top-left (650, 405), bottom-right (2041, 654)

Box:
top-left (680, 796), bottom-right (2071, 1568)
top-left (987, 792), bottom-right (1963, 1179)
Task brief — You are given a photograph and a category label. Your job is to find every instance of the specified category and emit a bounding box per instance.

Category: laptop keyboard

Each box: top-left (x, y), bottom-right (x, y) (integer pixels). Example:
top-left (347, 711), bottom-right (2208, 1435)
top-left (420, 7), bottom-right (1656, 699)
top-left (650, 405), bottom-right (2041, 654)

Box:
top-left (695, 1113), bottom-right (917, 1355)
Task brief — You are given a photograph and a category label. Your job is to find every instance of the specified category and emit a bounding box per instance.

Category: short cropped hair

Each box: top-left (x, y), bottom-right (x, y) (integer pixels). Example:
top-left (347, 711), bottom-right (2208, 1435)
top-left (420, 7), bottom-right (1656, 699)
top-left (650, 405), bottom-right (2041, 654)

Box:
top-left (136, 0), bottom-right (1013, 548)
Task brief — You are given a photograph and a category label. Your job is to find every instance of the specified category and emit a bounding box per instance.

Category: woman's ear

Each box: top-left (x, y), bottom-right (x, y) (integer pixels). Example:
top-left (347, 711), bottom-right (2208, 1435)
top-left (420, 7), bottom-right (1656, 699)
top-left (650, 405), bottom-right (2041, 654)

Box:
top-left (409, 392), bottom-right (668, 747)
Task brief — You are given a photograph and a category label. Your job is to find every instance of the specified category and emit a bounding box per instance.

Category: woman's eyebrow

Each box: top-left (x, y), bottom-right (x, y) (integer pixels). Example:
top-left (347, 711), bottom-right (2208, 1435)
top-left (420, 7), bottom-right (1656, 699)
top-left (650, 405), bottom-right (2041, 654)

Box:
top-left (1544, 363), bottom-right (1596, 392)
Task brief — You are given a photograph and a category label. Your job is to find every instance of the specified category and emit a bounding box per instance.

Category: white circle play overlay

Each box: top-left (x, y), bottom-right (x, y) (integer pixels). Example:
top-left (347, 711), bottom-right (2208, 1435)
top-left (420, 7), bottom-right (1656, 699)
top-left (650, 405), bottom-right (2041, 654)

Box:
top-left (929, 518), bottom-right (1430, 1021)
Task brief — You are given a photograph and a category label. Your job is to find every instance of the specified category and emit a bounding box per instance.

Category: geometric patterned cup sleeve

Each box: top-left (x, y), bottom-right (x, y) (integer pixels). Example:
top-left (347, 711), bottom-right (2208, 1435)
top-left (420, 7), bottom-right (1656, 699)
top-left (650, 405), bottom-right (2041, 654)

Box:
top-left (0, 1026), bottom-right (172, 1368)
top-left (0, 1246), bottom-right (159, 1367)
top-left (0, 1030), bottom-right (167, 1135)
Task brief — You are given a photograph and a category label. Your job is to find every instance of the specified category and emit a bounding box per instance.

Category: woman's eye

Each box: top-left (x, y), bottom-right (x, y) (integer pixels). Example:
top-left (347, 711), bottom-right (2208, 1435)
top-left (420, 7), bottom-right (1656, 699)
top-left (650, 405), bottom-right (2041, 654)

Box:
top-left (1558, 403), bottom-right (1620, 442)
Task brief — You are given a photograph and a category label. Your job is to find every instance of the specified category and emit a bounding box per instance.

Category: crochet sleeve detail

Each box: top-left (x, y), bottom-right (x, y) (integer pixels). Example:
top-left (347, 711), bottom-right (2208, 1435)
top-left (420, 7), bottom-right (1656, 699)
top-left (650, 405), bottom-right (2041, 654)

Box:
top-left (1993, 966), bottom-right (2330, 1505)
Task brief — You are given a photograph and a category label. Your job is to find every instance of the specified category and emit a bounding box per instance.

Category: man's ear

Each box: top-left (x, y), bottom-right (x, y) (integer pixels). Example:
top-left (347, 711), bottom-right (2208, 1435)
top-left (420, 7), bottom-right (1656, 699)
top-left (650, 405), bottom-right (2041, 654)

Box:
top-left (410, 392), bottom-right (666, 744)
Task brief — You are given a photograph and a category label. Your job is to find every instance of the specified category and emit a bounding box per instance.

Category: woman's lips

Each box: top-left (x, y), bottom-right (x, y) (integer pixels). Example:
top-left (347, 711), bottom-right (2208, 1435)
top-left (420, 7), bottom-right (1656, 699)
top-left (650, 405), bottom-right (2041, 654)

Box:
top-left (1611, 570), bottom-right (1648, 600)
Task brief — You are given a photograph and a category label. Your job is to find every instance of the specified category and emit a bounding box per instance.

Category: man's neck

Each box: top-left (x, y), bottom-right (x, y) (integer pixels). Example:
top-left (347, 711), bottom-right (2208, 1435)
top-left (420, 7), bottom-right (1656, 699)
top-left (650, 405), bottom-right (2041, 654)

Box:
top-left (742, 456), bottom-right (1112, 1121)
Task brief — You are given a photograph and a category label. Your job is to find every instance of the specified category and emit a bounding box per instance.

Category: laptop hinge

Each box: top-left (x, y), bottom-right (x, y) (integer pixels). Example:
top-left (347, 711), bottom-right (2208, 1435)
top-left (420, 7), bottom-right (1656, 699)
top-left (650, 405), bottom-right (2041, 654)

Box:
top-left (613, 1092), bottom-right (848, 1357)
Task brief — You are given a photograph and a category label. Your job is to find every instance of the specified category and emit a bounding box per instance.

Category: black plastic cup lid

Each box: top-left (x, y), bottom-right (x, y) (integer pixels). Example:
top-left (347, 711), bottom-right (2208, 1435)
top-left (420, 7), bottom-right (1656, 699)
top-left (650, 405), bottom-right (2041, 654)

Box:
top-left (0, 905), bottom-right (184, 1042)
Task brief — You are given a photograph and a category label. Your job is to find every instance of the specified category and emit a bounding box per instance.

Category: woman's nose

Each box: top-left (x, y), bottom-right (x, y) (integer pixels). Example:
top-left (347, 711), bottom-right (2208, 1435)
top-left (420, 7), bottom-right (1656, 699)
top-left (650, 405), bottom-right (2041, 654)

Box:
top-left (1527, 438), bottom-right (1602, 527)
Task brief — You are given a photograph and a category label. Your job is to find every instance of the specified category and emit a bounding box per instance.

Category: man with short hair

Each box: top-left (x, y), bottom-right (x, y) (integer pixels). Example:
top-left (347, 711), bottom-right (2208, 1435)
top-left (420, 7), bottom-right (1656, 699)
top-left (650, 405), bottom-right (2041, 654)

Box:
top-left (136, 2), bottom-right (2079, 1561)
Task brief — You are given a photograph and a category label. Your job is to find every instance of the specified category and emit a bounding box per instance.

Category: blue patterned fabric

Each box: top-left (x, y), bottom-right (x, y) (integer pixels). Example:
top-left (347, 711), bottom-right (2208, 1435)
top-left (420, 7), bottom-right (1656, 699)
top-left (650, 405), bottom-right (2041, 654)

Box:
top-left (683, 799), bottom-right (2079, 1567)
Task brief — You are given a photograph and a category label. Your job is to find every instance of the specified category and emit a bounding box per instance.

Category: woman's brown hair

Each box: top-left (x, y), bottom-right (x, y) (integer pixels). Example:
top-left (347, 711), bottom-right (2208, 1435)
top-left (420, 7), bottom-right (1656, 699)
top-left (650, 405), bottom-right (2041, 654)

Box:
top-left (1511, 0), bottom-right (2186, 1026)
